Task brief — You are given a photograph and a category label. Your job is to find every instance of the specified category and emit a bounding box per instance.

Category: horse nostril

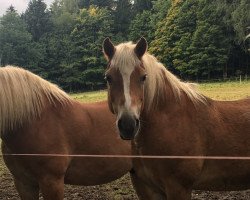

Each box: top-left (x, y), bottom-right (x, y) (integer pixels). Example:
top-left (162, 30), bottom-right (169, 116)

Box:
top-left (135, 119), bottom-right (140, 127)
top-left (118, 119), bottom-right (122, 130)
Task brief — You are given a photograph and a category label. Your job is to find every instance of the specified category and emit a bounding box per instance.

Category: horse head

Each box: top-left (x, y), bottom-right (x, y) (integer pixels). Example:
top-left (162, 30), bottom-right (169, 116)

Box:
top-left (103, 38), bottom-right (148, 140)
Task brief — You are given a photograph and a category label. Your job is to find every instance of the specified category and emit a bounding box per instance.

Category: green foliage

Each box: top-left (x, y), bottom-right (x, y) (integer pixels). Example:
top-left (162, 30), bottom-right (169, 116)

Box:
top-left (78, 0), bottom-right (114, 10)
top-left (231, 0), bottom-right (250, 46)
top-left (129, 0), bottom-right (171, 43)
top-left (129, 11), bottom-right (152, 42)
top-left (113, 0), bottom-right (133, 39)
top-left (151, 0), bottom-right (171, 23)
top-left (150, 0), bottom-right (249, 79)
top-left (150, 0), bottom-right (185, 70)
top-left (189, 0), bottom-right (230, 79)
top-left (0, 7), bottom-right (44, 68)
top-left (133, 0), bottom-right (153, 13)
top-left (69, 6), bottom-right (113, 90)
top-left (23, 0), bottom-right (52, 41)
top-left (0, 0), bottom-right (249, 91)
top-left (211, 0), bottom-right (250, 77)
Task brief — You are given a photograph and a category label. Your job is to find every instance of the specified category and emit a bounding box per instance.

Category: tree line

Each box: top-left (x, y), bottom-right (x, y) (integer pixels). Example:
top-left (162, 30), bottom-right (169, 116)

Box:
top-left (0, 0), bottom-right (249, 91)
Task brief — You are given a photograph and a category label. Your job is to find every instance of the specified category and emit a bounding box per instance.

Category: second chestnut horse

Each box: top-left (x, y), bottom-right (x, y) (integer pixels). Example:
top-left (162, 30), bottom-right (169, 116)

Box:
top-left (0, 66), bottom-right (132, 200)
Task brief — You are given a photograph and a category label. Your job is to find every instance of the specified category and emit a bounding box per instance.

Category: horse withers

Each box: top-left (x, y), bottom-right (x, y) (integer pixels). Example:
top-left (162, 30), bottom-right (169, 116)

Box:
top-left (103, 37), bottom-right (250, 200)
top-left (0, 66), bottom-right (132, 200)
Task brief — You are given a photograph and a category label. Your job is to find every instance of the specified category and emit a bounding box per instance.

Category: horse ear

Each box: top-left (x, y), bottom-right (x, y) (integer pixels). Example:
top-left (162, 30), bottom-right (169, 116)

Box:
top-left (103, 38), bottom-right (115, 61)
top-left (134, 37), bottom-right (147, 59)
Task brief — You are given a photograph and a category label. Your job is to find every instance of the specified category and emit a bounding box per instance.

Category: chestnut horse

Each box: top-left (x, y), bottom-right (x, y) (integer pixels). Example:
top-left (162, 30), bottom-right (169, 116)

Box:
top-left (103, 38), bottom-right (250, 200)
top-left (0, 66), bottom-right (132, 200)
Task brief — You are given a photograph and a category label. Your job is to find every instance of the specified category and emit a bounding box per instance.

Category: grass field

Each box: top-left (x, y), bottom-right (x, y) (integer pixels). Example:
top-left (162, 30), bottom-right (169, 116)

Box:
top-left (70, 80), bottom-right (250, 102)
top-left (70, 90), bottom-right (107, 102)
top-left (199, 81), bottom-right (250, 100)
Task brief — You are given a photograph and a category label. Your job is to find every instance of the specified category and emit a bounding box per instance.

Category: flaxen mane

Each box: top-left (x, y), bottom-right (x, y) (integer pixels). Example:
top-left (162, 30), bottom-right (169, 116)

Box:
top-left (111, 42), bottom-right (207, 110)
top-left (0, 66), bottom-right (72, 136)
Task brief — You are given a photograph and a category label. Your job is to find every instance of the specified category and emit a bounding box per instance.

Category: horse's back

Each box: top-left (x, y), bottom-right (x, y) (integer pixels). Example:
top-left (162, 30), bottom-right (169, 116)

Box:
top-left (213, 98), bottom-right (250, 132)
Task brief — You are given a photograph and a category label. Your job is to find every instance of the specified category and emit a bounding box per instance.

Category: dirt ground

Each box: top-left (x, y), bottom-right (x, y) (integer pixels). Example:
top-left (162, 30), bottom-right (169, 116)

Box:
top-left (1, 157), bottom-right (250, 200)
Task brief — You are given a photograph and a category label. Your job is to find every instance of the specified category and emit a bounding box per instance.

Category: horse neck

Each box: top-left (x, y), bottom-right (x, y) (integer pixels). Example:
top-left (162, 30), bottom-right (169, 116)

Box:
top-left (142, 76), bottom-right (197, 119)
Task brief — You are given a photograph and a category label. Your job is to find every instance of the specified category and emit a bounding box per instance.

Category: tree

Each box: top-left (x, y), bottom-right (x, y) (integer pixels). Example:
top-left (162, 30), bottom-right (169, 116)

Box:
top-left (1, 0), bottom-right (247, 88)
top-left (133, 0), bottom-right (153, 13)
top-left (231, 0), bottom-right (250, 76)
top-left (129, 11), bottom-right (153, 42)
top-left (129, 0), bottom-right (171, 44)
top-left (69, 6), bottom-right (114, 90)
top-left (23, 0), bottom-right (52, 41)
top-left (50, 0), bottom-right (80, 15)
top-left (78, 0), bottom-right (115, 9)
top-left (7, 5), bottom-right (16, 13)
top-left (37, 0), bottom-right (79, 86)
top-left (188, 0), bottom-right (231, 79)
top-left (150, 0), bottom-right (188, 74)
top-left (113, 0), bottom-right (133, 39)
top-left (150, 0), bottom-right (171, 25)
top-left (50, 0), bottom-right (78, 33)
top-left (212, 0), bottom-right (250, 77)
top-left (150, 0), bottom-right (237, 79)
top-left (231, 0), bottom-right (250, 46)
top-left (0, 6), bottom-right (44, 69)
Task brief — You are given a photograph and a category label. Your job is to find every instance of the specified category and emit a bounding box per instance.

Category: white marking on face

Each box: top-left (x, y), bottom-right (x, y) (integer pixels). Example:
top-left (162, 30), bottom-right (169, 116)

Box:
top-left (121, 67), bottom-right (133, 111)
top-left (122, 70), bottom-right (132, 109)
top-left (119, 67), bottom-right (140, 118)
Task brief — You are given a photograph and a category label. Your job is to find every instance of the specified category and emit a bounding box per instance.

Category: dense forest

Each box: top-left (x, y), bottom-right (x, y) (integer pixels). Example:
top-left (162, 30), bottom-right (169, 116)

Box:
top-left (0, 0), bottom-right (249, 91)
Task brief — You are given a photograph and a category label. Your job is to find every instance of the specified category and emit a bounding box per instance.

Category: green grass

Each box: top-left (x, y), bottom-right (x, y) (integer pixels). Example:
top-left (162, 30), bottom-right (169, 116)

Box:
top-left (69, 81), bottom-right (250, 102)
top-left (70, 90), bottom-right (107, 102)
top-left (199, 81), bottom-right (250, 100)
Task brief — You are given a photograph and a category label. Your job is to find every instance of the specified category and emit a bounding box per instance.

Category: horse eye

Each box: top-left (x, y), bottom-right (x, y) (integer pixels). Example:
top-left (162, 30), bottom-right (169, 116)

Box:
top-left (141, 74), bottom-right (147, 82)
top-left (105, 75), bottom-right (112, 84)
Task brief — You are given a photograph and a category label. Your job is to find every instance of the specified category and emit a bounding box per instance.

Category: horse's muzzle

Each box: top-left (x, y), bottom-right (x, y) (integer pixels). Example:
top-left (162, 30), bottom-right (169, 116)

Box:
top-left (117, 114), bottom-right (140, 140)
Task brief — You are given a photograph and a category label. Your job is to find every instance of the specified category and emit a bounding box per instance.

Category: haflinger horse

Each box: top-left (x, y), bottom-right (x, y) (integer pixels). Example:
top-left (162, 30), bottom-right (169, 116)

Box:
top-left (0, 66), bottom-right (132, 200)
top-left (103, 37), bottom-right (250, 200)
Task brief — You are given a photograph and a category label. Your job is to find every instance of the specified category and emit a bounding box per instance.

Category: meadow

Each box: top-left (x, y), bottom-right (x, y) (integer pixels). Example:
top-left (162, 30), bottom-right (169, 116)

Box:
top-left (199, 81), bottom-right (250, 100)
top-left (71, 80), bottom-right (250, 103)
top-left (0, 80), bottom-right (250, 199)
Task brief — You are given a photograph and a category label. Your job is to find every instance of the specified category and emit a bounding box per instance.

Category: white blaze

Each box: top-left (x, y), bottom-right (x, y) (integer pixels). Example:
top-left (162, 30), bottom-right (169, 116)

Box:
top-left (110, 42), bottom-right (141, 116)
top-left (122, 69), bottom-right (133, 110)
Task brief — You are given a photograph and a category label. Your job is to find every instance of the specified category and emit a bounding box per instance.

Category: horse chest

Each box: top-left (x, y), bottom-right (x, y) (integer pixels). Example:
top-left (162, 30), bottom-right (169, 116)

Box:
top-left (133, 156), bottom-right (166, 191)
top-left (132, 131), bottom-right (205, 190)
top-left (131, 141), bottom-right (163, 189)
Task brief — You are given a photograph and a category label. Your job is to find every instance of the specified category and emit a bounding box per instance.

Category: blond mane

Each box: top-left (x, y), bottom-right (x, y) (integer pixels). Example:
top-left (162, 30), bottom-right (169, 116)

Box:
top-left (0, 66), bottom-right (72, 136)
top-left (143, 53), bottom-right (207, 109)
top-left (112, 42), bottom-right (206, 110)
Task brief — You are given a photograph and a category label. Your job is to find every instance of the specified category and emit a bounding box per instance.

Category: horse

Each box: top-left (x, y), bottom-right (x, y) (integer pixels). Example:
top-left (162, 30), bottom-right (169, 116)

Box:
top-left (102, 37), bottom-right (250, 200)
top-left (0, 66), bottom-right (132, 200)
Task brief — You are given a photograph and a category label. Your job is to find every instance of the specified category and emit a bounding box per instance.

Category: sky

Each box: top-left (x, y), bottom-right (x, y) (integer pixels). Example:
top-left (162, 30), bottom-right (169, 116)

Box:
top-left (0, 0), bottom-right (54, 16)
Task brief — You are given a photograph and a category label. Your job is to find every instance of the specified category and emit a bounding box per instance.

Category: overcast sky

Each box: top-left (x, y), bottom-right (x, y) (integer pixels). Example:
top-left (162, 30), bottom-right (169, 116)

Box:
top-left (0, 0), bottom-right (54, 16)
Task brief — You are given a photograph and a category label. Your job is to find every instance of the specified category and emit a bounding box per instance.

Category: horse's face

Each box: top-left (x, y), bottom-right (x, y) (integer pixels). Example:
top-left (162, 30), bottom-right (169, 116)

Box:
top-left (103, 38), bottom-right (148, 140)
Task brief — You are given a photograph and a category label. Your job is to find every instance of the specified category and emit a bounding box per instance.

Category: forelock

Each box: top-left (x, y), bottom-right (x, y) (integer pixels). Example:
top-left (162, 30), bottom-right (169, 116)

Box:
top-left (110, 42), bottom-right (141, 72)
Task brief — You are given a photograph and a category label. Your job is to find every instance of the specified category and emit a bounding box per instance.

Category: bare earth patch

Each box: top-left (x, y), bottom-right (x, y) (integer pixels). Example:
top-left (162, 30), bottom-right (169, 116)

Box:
top-left (1, 157), bottom-right (250, 199)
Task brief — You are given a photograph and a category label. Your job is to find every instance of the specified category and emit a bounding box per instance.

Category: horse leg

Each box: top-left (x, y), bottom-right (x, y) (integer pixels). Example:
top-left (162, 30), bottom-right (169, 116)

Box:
top-left (130, 172), bottom-right (166, 200)
top-left (165, 182), bottom-right (192, 200)
top-left (14, 178), bottom-right (39, 200)
top-left (39, 175), bottom-right (65, 200)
